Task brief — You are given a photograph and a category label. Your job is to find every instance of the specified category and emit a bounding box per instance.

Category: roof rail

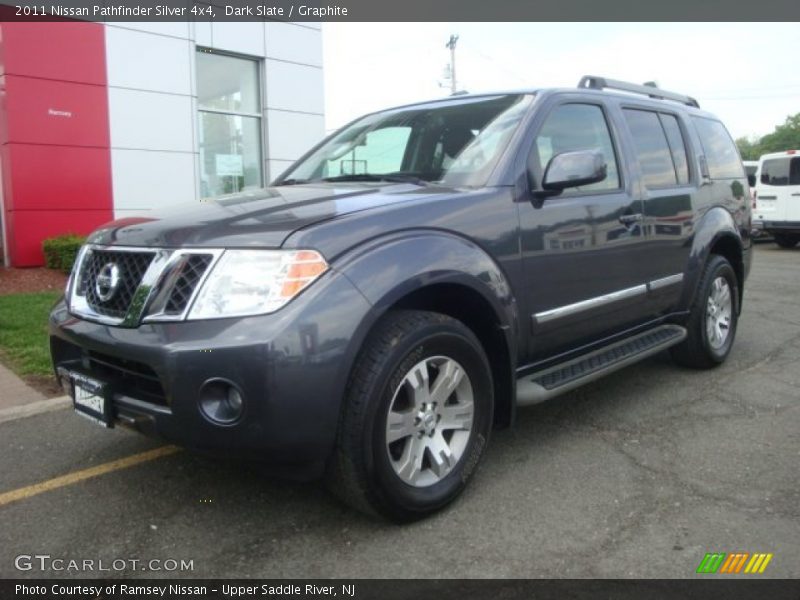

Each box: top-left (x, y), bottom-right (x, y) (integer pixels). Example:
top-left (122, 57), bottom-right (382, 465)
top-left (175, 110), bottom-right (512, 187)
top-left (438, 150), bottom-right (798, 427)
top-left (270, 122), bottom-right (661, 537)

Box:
top-left (578, 75), bottom-right (700, 108)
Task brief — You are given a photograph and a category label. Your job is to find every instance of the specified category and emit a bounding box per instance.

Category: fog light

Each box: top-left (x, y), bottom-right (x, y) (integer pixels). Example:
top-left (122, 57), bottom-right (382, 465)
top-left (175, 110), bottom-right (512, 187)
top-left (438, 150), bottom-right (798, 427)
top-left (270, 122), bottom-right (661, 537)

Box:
top-left (198, 379), bottom-right (245, 425)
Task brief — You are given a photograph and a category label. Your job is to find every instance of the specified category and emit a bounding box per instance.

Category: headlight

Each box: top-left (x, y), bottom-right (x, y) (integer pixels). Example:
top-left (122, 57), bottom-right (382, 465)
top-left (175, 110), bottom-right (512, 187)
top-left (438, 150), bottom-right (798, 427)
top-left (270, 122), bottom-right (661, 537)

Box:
top-left (187, 249), bottom-right (328, 320)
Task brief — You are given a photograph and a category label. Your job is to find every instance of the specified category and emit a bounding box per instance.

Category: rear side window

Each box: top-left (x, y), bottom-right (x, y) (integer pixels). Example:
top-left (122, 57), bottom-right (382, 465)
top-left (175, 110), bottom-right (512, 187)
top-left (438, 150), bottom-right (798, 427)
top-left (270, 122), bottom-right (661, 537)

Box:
top-left (692, 117), bottom-right (744, 179)
top-left (760, 157), bottom-right (800, 186)
top-left (623, 109), bottom-right (677, 188)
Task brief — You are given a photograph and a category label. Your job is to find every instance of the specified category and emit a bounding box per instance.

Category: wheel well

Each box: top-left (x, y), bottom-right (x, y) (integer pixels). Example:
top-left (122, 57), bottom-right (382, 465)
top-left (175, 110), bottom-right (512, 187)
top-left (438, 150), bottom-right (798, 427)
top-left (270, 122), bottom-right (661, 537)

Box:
top-left (709, 235), bottom-right (744, 311)
top-left (391, 283), bottom-right (514, 429)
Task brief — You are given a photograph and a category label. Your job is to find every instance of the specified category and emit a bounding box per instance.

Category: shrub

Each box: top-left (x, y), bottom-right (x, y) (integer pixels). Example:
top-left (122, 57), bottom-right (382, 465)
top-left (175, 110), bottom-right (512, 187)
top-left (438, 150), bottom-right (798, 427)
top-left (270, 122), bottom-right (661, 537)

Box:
top-left (42, 233), bottom-right (86, 274)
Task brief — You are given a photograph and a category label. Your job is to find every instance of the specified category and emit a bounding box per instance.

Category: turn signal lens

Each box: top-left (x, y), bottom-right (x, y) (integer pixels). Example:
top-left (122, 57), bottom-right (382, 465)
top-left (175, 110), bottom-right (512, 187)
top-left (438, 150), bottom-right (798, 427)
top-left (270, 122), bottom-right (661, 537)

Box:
top-left (280, 251), bottom-right (329, 299)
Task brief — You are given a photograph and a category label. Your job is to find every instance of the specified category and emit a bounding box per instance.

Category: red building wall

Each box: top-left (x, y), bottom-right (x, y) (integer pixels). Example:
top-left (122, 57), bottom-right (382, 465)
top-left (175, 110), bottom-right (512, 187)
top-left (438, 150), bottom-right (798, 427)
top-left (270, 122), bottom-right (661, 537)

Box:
top-left (0, 22), bottom-right (113, 266)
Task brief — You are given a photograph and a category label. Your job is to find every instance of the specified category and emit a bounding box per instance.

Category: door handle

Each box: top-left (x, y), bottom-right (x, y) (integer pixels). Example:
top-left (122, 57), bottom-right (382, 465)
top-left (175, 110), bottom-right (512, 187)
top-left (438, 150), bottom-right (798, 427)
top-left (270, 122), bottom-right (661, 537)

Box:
top-left (619, 213), bottom-right (643, 226)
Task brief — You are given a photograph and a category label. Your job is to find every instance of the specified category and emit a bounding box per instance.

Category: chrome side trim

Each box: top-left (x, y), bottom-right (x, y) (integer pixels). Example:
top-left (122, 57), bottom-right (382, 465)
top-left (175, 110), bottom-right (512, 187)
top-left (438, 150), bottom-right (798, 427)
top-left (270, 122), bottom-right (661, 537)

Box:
top-left (533, 284), bottom-right (647, 325)
top-left (648, 273), bottom-right (684, 291)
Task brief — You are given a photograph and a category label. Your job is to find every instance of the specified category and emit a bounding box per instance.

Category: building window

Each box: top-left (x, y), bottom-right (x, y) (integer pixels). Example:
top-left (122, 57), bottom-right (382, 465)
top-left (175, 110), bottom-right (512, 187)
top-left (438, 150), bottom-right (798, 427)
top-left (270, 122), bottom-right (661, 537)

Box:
top-left (197, 49), bottom-right (263, 198)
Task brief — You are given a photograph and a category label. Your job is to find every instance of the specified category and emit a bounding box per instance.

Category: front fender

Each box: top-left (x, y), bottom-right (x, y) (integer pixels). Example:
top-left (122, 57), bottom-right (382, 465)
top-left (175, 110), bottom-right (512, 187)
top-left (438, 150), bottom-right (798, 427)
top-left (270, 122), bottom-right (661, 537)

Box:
top-left (332, 230), bottom-right (519, 376)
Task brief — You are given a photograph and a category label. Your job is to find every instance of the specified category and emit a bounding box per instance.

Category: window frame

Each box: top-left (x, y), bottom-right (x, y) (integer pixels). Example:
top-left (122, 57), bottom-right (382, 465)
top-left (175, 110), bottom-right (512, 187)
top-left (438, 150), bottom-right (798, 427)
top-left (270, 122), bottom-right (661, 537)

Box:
top-left (619, 103), bottom-right (696, 191)
top-left (196, 47), bottom-right (265, 199)
top-left (527, 100), bottom-right (625, 199)
top-left (619, 103), bottom-right (695, 191)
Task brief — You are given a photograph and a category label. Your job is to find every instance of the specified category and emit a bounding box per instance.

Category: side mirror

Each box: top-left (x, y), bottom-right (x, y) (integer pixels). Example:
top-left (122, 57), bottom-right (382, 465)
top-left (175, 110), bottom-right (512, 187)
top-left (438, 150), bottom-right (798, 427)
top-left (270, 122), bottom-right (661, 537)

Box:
top-left (542, 151), bottom-right (607, 191)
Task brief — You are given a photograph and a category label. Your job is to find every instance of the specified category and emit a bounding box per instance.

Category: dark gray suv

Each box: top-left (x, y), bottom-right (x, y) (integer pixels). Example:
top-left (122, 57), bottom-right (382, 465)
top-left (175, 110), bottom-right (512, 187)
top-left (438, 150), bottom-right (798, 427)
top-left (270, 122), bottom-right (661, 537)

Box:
top-left (50, 76), bottom-right (752, 521)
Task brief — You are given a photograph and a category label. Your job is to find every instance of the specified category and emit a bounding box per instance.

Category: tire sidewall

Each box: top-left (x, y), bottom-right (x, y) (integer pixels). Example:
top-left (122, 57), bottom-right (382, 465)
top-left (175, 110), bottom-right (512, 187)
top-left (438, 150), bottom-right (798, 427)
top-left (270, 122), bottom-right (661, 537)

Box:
top-left (362, 321), bottom-right (493, 518)
top-left (699, 258), bottom-right (738, 363)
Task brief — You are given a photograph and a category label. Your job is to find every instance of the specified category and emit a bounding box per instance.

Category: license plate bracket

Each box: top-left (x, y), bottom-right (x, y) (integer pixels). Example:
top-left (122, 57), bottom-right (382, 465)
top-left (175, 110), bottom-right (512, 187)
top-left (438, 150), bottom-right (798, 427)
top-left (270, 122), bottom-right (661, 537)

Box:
top-left (69, 372), bottom-right (114, 428)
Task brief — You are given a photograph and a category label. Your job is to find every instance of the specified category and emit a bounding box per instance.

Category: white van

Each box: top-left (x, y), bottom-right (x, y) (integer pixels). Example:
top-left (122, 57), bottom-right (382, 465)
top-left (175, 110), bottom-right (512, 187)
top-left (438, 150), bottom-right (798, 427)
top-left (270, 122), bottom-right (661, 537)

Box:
top-left (753, 150), bottom-right (800, 248)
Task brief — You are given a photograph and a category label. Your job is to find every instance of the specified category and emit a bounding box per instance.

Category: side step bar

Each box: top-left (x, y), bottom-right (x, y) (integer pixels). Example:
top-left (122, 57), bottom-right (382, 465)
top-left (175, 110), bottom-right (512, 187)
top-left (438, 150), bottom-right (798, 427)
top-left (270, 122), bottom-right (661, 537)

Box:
top-left (516, 324), bottom-right (687, 406)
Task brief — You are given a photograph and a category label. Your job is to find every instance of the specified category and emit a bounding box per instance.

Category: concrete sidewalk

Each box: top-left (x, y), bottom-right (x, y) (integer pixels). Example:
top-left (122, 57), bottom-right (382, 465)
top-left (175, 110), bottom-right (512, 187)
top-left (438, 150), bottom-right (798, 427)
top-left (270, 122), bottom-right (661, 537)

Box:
top-left (0, 362), bottom-right (69, 421)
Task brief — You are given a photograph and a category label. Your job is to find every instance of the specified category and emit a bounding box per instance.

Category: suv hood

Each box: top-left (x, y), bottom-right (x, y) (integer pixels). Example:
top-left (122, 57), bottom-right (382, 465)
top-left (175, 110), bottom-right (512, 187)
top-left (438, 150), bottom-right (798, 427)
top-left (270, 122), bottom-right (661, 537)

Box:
top-left (87, 183), bottom-right (446, 248)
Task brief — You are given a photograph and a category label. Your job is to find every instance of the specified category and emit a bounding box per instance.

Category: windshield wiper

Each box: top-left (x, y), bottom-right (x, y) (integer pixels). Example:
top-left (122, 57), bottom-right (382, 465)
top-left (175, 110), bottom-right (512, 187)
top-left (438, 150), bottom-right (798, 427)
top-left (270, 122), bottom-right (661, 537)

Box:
top-left (273, 178), bottom-right (311, 186)
top-left (319, 173), bottom-right (431, 186)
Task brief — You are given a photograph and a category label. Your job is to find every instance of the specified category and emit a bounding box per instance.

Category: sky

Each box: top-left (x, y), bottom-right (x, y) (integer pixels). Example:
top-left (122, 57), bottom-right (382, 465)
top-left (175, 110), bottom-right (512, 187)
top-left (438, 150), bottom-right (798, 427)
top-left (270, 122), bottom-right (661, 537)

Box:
top-left (321, 22), bottom-right (800, 141)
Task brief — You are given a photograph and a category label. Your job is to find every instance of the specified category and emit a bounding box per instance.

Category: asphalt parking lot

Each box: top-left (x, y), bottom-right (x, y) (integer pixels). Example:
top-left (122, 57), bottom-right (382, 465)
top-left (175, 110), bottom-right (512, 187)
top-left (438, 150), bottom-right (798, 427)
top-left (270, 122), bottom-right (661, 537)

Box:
top-left (1, 244), bottom-right (798, 579)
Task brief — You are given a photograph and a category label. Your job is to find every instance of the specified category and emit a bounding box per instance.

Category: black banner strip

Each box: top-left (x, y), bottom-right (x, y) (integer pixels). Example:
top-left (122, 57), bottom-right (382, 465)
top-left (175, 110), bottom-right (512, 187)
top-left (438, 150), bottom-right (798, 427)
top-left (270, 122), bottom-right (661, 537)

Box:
top-left (2, 0), bottom-right (800, 21)
top-left (3, 579), bottom-right (800, 600)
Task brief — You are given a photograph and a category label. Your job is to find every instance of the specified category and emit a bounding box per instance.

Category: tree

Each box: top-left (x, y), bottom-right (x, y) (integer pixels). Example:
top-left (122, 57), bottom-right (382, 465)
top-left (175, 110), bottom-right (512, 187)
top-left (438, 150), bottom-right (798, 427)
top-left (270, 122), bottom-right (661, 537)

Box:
top-left (735, 136), bottom-right (761, 160)
top-left (735, 112), bottom-right (800, 159)
top-left (758, 113), bottom-right (800, 154)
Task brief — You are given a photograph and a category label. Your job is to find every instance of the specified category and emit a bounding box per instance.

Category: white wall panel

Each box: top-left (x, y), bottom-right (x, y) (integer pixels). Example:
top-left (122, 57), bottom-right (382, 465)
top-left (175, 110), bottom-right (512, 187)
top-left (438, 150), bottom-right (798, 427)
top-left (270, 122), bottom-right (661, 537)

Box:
top-left (210, 22), bottom-right (266, 57)
top-left (111, 149), bottom-right (196, 212)
top-left (109, 88), bottom-right (194, 152)
top-left (267, 159), bottom-right (295, 183)
top-left (106, 22), bottom-right (190, 39)
top-left (265, 60), bottom-right (324, 114)
top-left (194, 21), bottom-right (212, 47)
top-left (266, 110), bottom-right (325, 161)
top-left (265, 22), bottom-right (323, 67)
top-left (105, 26), bottom-right (191, 95)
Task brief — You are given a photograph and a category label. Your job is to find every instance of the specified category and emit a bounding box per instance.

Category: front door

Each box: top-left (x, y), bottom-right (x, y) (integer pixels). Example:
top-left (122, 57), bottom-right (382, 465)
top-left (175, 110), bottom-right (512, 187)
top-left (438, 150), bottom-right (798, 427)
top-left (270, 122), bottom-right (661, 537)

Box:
top-left (517, 99), bottom-right (648, 362)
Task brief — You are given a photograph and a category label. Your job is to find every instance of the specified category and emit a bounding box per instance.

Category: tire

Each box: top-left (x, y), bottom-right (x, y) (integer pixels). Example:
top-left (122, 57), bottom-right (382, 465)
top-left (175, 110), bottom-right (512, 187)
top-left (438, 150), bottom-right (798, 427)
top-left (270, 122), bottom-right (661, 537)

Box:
top-left (774, 233), bottom-right (799, 249)
top-left (328, 310), bottom-right (493, 522)
top-left (671, 255), bottom-right (739, 369)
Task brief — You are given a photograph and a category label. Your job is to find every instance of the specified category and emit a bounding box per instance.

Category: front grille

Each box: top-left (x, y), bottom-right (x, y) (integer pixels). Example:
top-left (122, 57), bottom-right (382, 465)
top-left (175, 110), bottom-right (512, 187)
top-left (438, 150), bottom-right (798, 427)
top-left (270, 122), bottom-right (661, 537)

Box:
top-left (164, 254), bottom-right (214, 315)
top-left (87, 350), bottom-right (168, 406)
top-left (78, 250), bottom-right (155, 319)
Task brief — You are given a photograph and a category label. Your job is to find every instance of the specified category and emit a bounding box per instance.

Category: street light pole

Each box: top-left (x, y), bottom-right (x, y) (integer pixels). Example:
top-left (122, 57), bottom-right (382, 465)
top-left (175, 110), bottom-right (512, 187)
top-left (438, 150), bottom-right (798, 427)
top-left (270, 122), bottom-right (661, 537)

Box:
top-left (446, 34), bottom-right (459, 94)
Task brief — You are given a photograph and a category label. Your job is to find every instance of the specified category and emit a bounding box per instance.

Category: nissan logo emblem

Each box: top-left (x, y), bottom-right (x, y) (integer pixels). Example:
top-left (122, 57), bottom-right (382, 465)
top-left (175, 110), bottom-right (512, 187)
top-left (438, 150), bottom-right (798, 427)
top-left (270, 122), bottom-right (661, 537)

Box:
top-left (95, 263), bottom-right (122, 302)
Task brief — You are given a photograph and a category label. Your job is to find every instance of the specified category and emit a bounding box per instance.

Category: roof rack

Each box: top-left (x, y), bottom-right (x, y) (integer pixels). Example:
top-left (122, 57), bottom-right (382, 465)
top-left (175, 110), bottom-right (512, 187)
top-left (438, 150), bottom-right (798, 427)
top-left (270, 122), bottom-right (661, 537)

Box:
top-left (578, 75), bottom-right (700, 108)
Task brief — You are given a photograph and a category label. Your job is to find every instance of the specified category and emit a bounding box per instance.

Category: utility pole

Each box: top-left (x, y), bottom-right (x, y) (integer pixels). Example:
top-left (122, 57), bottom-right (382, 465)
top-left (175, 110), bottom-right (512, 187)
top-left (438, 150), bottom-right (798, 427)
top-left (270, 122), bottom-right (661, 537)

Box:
top-left (445, 34), bottom-right (459, 94)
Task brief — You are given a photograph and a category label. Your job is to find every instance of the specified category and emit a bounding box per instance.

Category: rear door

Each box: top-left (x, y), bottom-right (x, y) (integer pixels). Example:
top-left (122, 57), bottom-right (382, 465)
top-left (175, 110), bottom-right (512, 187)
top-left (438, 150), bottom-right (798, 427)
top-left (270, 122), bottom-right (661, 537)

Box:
top-left (619, 107), bottom-right (695, 314)
top-left (757, 153), bottom-right (800, 223)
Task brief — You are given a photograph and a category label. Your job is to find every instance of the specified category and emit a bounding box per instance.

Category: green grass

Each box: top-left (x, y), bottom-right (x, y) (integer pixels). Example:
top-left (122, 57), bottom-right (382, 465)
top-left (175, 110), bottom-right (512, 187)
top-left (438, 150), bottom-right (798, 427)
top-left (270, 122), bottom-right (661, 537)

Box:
top-left (0, 292), bottom-right (60, 376)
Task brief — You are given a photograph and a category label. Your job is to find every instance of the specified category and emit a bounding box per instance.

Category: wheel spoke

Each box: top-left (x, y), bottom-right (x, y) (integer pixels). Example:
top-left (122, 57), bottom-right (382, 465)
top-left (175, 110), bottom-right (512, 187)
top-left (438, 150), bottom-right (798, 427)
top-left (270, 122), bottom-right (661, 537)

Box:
top-left (439, 402), bottom-right (473, 431)
top-left (718, 283), bottom-right (731, 307)
top-left (404, 362), bottom-right (431, 408)
top-left (386, 409), bottom-right (417, 443)
top-left (394, 435), bottom-right (425, 484)
top-left (429, 359), bottom-right (464, 405)
top-left (427, 431), bottom-right (457, 478)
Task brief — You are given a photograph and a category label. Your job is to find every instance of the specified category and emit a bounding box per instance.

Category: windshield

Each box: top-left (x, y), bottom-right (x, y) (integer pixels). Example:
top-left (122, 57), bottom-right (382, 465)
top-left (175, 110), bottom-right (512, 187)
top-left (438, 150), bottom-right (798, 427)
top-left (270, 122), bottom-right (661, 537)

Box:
top-left (277, 94), bottom-right (533, 188)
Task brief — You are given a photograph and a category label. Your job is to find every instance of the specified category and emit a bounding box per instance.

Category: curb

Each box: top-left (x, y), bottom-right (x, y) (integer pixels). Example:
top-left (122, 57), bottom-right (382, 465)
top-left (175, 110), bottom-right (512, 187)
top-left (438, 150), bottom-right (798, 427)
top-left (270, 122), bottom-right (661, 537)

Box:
top-left (0, 396), bottom-right (71, 424)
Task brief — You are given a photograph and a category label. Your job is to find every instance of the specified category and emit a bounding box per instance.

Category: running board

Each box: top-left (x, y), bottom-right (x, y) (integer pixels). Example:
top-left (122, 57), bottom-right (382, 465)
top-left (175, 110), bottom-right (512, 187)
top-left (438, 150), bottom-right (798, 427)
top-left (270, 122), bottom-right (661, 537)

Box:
top-left (516, 324), bottom-right (687, 406)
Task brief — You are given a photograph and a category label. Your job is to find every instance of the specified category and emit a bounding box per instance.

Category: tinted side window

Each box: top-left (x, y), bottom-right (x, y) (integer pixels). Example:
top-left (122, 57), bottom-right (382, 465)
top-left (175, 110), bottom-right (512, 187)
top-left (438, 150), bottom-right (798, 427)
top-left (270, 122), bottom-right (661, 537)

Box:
top-left (659, 114), bottom-right (690, 184)
top-left (760, 157), bottom-right (800, 186)
top-left (692, 117), bottom-right (744, 179)
top-left (534, 103), bottom-right (620, 192)
top-left (623, 109), bottom-right (676, 188)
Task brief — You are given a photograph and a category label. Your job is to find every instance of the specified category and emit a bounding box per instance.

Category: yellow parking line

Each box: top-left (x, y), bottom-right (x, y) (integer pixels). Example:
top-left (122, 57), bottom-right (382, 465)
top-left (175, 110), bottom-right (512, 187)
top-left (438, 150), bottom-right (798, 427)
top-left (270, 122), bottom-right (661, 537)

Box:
top-left (0, 446), bottom-right (182, 508)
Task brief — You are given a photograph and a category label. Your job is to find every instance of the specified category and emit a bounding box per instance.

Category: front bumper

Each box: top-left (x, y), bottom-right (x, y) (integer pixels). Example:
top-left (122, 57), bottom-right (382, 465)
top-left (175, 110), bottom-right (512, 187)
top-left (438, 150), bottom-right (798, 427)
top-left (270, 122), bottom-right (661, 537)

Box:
top-left (49, 269), bottom-right (372, 470)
